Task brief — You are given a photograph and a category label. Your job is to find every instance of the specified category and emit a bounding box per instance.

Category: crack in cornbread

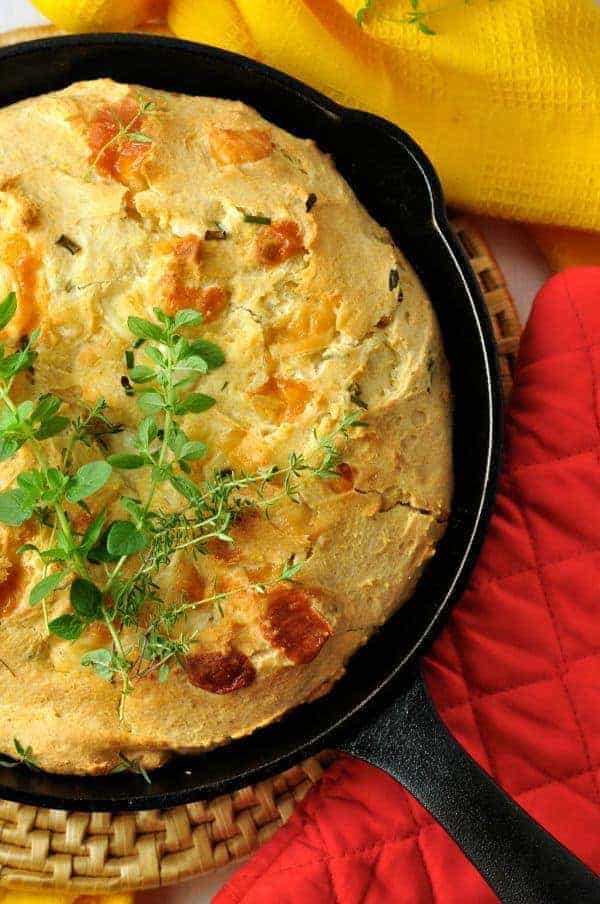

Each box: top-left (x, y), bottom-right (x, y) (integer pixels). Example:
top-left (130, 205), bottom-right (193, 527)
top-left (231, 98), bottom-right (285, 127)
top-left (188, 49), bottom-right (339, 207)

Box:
top-left (0, 80), bottom-right (452, 774)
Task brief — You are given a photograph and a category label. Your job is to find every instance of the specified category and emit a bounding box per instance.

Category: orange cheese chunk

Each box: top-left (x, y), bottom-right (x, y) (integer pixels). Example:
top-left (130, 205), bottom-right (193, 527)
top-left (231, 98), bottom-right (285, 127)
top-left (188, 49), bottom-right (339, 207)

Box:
top-left (262, 586), bottom-right (331, 665)
top-left (251, 376), bottom-right (311, 423)
top-left (269, 293), bottom-right (340, 357)
top-left (88, 96), bottom-right (152, 184)
top-left (164, 280), bottom-right (230, 322)
top-left (208, 128), bottom-right (272, 165)
top-left (255, 220), bottom-right (305, 267)
top-left (173, 234), bottom-right (203, 262)
top-left (185, 647), bottom-right (256, 693)
top-left (0, 557), bottom-right (28, 618)
top-left (0, 233), bottom-right (40, 340)
top-left (328, 462), bottom-right (355, 494)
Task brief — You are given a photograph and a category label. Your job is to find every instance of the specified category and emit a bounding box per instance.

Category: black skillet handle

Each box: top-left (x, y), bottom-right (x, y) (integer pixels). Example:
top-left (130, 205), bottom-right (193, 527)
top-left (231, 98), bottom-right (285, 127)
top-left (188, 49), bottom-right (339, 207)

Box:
top-left (339, 665), bottom-right (599, 904)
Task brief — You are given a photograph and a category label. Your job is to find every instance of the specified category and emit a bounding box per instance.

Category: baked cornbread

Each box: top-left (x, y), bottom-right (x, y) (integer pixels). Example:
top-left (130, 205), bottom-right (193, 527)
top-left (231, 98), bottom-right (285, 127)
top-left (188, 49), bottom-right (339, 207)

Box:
top-left (0, 80), bottom-right (452, 775)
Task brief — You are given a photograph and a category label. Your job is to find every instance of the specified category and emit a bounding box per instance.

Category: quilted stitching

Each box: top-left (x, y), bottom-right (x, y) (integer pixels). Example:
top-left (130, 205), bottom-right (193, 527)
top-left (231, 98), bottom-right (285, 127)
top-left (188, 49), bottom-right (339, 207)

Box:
top-left (216, 268), bottom-right (600, 904)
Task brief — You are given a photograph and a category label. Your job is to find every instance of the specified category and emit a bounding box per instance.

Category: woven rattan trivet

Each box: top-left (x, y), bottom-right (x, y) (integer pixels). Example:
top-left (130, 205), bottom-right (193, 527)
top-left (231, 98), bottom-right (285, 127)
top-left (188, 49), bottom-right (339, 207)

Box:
top-left (0, 27), bottom-right (521, 892)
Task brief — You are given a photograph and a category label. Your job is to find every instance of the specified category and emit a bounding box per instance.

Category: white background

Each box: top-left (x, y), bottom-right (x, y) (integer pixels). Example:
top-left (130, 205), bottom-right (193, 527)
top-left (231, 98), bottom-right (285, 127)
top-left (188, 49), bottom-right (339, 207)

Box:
top-left (1, 2), bottom-right (552, 900)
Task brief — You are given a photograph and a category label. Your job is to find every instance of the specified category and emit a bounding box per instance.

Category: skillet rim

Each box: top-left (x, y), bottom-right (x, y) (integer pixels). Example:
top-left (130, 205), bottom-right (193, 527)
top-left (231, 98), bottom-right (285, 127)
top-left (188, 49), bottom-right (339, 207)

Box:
top-left (0, 33), bottom-right (503, 811)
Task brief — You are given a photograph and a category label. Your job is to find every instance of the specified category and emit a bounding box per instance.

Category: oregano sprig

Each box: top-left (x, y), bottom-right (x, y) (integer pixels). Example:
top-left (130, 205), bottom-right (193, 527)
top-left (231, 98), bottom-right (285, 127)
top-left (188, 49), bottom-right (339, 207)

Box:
top-left (0, 294), bottom-right (365, 722)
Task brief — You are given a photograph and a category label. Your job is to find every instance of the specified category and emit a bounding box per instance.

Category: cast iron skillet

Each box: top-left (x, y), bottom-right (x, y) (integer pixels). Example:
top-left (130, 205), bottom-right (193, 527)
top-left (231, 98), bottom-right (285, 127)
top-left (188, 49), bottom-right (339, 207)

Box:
top-left (0, 35), bottom-right (597, 904)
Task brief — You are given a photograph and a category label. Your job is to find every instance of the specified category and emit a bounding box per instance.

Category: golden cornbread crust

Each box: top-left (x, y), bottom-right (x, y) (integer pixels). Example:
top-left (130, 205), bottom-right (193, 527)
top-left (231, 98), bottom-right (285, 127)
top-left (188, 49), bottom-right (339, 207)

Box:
top-left (0, 80), bottom-right (452, 774)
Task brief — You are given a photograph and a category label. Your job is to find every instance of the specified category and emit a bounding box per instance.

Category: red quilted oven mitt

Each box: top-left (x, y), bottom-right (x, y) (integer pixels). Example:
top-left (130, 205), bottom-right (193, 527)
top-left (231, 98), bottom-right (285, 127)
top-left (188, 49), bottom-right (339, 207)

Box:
top-left (216, 268), bottom-right (600, 904)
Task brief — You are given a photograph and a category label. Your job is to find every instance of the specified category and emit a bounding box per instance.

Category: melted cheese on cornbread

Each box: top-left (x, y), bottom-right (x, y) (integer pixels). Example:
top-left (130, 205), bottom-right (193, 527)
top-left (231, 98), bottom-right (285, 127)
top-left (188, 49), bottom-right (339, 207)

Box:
top-left (0, 81), bottom-right (451, 774)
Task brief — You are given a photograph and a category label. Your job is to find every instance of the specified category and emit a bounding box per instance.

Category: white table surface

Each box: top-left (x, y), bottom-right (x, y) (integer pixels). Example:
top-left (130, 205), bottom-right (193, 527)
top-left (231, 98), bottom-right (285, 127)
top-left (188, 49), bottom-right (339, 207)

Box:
top-left (2, 3), bottom-right (552, 901)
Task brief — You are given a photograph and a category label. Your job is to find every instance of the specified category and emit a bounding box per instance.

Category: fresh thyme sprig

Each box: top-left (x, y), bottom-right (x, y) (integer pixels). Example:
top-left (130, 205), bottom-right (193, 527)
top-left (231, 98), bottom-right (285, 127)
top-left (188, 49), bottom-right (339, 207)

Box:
top-left (111, 752), bottom-right (151, 784)
top-left (357, 0), bottom-right (477, 34)
top-left (0, 737), bottom-right (40, 771)
top-left (86, 93), bottom-right (157, 179)
top-left (0, 293), bottom-right (365, 721)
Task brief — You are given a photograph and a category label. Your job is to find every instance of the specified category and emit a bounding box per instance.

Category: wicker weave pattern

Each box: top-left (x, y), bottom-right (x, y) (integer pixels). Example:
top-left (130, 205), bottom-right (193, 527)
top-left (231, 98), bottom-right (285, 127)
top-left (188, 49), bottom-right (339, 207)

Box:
top-left (0, 217), bottom-right (521, 892)
top-left (0, 753), bottom-right (336, 890)
top-left (452, 216), bottom-right (520, 398)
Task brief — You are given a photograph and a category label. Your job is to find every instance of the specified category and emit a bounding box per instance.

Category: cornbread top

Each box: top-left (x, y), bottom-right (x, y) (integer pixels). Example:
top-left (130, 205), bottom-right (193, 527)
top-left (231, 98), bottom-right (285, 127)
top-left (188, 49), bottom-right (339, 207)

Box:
top-left (0, 80), bottom-right (451, 774)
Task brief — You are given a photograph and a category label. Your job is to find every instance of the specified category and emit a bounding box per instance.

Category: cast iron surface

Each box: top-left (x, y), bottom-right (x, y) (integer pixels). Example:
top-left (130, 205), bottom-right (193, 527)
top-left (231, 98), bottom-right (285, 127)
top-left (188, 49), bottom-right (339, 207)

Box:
top-left (0, 36), bottom-right (501, 810)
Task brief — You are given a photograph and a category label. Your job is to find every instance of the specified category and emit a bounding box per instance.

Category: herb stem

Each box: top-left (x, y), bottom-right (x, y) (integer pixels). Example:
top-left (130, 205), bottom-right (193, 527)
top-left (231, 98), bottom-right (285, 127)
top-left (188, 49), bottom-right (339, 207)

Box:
top-left (142, 348), bottom-right (173, 518)
top-left (175, 570), bottom-right (294, 617)
top-left (86, 106), bottom-right (145, 178)
top-left (103, 555), bottom-right (128, 594)
top-left (103, 605), bottom-right (124, 653)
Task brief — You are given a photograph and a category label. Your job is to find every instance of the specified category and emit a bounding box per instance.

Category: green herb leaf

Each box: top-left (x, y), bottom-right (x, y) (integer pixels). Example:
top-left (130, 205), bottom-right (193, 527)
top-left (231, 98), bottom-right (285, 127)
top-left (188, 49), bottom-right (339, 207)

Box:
top-left (81, 647), bottom-right (115, 681)
top-left (127, 317), bottom-right (166, 343)
top-left (176, 356), bottom-right (209, 373)
top-left (0, 349), bottom-right (35, 379)
top-left (281, 557), bottom-right (304, 581)
top-left (107, 453), bottom-right (146, 470)
top-left (32, 394), bottom-right (62, 422)
top-left (187, 339), bottom-right (225, 370)
top-left (35, 415), bottom-right (70, 440)
top-left (137, 417), bottom-right (158, 447)
top-left (111, 752), bottom-right (151, 784)
top-left (0, 437), bottom-right (23, 461)
top-left (45, 467), bottom-right (69, 497)
top-left (0, 293), bottom-right (17, 330)
top-left (137, 392), bottom-right (164, 414)
top-left (106, 520), bottom-right (148, 556)
top-left (16, 401), bottom-right (33, 421)
top-left (48, 613), bottom-right (84, 641)
top-left (129, 131), bottom-right (153, 143)
top-left (144, 346), bottom-right (166, 367)
top-left (87, 530), bottom-right (122, 564)
top-left (16, 542), bottom-right (39, 555)
top-left (174, 309), bottom-right (202, 329)
top-left (80, 510), bottom-right (106, 552)
top-left (0, 489), bottom-right (33, 526)
top-left (70, 577), bottom-right (103, 620)
top-left (174, 393), bottom-right (215, 414)
top-left (16, 469), bottom-right (43, 497)
top-left (128, 365), bottom-right (155, 383)
top-left (0, 737), bottom-right (40, 771)
top-left (66, 460), bottom-right (112, 503)
top-left (179, 440), bottom-right (207, 462)
top-left (169, 474), bottom-right (201, 501)
top-left (29, 571), bottom-right (67, 606)
top-left (40, 548), bottom-right (69, 562)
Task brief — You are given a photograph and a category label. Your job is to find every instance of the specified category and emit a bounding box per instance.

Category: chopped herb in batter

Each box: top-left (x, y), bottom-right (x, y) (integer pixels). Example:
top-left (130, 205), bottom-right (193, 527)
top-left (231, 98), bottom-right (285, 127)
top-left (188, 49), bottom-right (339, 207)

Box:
top-left (244, 213), bottom-right (271, 225)
top-left (56, 235), bottom-right (81, 255)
